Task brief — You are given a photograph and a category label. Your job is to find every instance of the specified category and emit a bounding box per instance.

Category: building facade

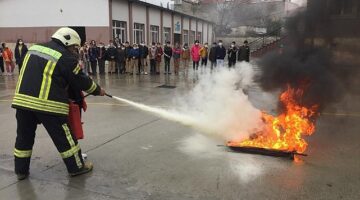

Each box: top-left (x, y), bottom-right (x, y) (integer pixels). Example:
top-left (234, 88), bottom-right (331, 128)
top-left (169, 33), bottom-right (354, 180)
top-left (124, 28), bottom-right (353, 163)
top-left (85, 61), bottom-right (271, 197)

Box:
top-left (0, 0), bottom-right (214, 45)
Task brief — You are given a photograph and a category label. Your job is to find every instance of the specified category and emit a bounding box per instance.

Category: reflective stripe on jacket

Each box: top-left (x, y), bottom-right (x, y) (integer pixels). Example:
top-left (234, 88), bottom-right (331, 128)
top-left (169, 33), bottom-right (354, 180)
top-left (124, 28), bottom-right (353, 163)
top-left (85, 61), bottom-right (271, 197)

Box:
top-left (12, 40), bottom-right (101, 116)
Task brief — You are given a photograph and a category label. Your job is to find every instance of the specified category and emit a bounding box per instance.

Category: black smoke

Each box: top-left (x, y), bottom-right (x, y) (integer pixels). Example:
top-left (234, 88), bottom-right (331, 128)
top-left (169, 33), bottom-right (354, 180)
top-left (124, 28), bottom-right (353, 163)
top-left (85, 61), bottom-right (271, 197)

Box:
top-left (255, 1), bottom-right (360, 111)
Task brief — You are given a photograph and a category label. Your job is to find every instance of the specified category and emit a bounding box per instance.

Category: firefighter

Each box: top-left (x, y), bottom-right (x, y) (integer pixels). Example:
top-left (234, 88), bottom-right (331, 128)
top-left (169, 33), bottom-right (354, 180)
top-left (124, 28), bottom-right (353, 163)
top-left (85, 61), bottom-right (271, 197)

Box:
top-left (12, 27), bottom-right (106, 180)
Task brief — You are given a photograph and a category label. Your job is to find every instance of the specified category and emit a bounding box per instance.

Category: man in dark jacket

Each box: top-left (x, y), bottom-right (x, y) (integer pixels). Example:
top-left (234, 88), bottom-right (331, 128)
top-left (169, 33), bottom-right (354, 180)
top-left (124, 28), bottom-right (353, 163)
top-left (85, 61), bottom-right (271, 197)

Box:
top-left (228, 41), bottom-right (237, 67)
top-left (116, 44), bottom-right (126, 74)
top-left (238, 40), bottom-right (250, 62)
top-left (124, 42), bottom-right (133, 73)
top-left (97, 42), bottom-right (106, 75)
top-left (88, 40), bottom-right (98, 75)
top-left (163, 41), bottom-right (173, 75)
top-left (12, 27), bottom-right (105, 180)
top-left (14, 39), bottom-right (28, 72)
top-left (129, 44), bottom-right (140, 75)
top-left (105, 41), bottom-right (118, 74)
top-left (209, 42), bottom-right (217, 70)
top-left (139, 42), bottom-right (149, 75)
top-left (215, 40), bottom-right (226, 67)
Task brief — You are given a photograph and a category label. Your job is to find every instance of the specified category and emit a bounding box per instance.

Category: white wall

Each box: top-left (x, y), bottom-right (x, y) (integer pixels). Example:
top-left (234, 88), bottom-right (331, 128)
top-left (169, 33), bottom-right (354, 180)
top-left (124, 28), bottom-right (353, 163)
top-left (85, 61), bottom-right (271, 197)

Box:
top-left (190, 19), bottom-right (196, 31)
top-left (208, 24), bottom-right (213, 42)
top-left (132, 3), bottom-right (146, 24)
top-left (0, 0), bottom-right (109, 27)
top-left (112, 0), bottom-right (129, 40)
top-left (183, 17), bottom-right (189, 31)
top-left (163, 12), bottom-right (172, 28)
top-left (197, 21), bottom-right (203, 32)
top-left (112, 0), bottom-right (128, 22)
top-left (149, 8), bottom-right (161, 26)
top-left (203, 23), bottom-right (208, 44)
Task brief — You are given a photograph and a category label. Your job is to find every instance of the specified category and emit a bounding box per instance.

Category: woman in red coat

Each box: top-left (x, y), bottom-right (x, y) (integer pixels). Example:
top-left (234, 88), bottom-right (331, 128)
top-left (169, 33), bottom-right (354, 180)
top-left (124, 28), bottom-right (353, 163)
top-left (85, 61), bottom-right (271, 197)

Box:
top-left (191, 40), bottom-right (201, 71)
top-left (2, 43), bottom-right (15, 75)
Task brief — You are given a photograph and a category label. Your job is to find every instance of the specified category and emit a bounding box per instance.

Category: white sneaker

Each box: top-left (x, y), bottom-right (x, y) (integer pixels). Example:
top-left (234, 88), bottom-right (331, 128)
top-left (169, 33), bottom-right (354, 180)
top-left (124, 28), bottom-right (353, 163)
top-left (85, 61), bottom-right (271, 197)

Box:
top-left (82, 153), bottom-right (87, 160)
top-left (144, 72), bottom-right (148, 75)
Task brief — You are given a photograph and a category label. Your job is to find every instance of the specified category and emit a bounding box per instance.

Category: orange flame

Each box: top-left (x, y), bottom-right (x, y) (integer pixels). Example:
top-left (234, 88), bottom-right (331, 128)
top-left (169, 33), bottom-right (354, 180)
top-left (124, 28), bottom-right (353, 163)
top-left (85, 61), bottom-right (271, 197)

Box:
top-left (228, 86), bottom-right (318, 153)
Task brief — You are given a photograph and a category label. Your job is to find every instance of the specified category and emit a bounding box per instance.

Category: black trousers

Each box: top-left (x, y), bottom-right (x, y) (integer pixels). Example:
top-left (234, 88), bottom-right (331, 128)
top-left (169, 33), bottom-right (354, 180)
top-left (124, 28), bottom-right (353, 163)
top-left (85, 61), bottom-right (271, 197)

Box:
top-left (150, 59), bottom-right (156, 74)
top-left (98, 59), bottom-right (106, 74)
top-left (228, 59), bottom-right (236, 67)
top-left (193, 61), bottom-right (199, 70)
top-left (90, 61), bottom-right (97, 74)
top-left (201, 58), bottom-right (208, 66)
top-left (14, 109), bottom-right (84, 174)
top-left (164, 58), bottom-right (171, 73)
top-left (0, 58), bottom-right (4, 73)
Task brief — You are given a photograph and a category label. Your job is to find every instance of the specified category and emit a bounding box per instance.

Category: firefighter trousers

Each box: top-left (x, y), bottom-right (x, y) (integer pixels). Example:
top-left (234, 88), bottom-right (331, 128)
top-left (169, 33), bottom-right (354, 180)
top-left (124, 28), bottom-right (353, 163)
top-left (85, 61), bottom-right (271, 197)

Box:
top-left (14, 109), bottom-right (84, 174)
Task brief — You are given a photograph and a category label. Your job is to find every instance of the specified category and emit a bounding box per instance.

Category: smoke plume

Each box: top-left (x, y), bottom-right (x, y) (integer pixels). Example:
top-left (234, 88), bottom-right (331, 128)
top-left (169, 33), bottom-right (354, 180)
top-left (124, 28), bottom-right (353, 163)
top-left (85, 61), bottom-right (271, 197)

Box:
top-left (256, 1), bottom-right (360, 111)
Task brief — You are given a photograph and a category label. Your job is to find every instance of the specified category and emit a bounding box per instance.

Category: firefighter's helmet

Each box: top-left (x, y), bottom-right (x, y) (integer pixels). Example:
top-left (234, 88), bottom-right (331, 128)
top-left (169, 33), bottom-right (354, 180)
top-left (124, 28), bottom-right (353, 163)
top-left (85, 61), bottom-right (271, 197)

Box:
top-left (52, 27), bottom-right (81, 47)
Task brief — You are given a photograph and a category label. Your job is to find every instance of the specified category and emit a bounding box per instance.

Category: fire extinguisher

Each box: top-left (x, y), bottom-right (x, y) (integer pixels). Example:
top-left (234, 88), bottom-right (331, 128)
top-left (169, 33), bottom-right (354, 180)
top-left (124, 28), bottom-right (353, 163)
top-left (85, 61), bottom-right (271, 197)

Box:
top-left (68, 93), bottom-right (87, 140)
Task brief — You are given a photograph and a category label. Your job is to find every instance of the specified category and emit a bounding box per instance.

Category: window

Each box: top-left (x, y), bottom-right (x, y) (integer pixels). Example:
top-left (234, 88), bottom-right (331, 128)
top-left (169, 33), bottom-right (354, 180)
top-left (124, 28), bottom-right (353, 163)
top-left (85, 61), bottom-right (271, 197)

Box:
top-left (183, 30), bottom-right (189, 45)
top-left (133, 23), bottom-right (145, 45)
top-left (189, 31), bottom-right (195, 44)
top-left (112, 20), bottom-right (127, 43)
top-left (163, 27), bottom-right (171, 43)
top-left (150, 25), bottom-right (159, 44)
top-left (197, 32), bottom-right (202, 44)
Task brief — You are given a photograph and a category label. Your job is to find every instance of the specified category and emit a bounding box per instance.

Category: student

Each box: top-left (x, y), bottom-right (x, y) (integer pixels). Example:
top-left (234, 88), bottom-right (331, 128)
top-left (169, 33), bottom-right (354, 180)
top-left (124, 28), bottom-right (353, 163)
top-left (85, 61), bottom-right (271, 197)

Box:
top-left (181, 43), bottom-right (190, 76)
top-left (2, 43), bottom-right (15, 75)
top-left (14, 39), bottom-right (28, 72)
top-left (228, 41), bottom-right (237, 67)
top-left (148, 42), bottom-right (157, 75)
top-left (124, 42), bottom-right (133, 73)
top-left (88, 40), bottom-right (99, 75)
top-left (163, 41), bottom-right (173, 75)
top-left (191, 40), bottom-right (201, 71)
top-left (238, 40), bottom-right (250, 62)
top-left (129, 44), bottom-right (140, 75)
top-left (106, 40), bottom-right (118, 74)
top-left (97, 42), bottom-right (106, 75)
top-left (116, 44), bottom-right (126, 74)
top-left (215, 40), bottom-right (226, 67)
top-left (155, 42), bottom-right (163, 75)
top-left (139, 42), bottom-right (149, 75)
top-left (199, 42), bottom-right (209, 67)
top-left (172, 43), bottom-right (182, 75)
top-left (209, 42), bottom-right (217, 70)
top-left (0, 46), bottom-right (4, 75)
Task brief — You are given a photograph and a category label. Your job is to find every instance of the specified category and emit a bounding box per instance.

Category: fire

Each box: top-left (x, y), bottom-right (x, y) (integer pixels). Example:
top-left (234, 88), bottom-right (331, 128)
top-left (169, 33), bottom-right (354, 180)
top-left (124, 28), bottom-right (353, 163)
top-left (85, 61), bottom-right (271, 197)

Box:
top-left (228, 86), bottom-right (318, 154)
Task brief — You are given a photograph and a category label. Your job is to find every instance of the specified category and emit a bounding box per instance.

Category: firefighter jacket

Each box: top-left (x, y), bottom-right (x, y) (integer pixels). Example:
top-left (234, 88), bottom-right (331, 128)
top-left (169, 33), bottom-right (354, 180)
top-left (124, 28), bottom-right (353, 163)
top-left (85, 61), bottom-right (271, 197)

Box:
top-left (12, 40), bottom-right (101, 116)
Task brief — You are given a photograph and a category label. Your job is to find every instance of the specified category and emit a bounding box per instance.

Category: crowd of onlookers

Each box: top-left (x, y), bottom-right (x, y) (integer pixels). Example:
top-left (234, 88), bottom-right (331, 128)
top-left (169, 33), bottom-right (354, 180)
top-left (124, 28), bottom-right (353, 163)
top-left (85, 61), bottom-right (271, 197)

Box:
top-left (0, 39), bottom-right (28, 76)
top-left (77, 39), bottom-right (251, 76)
top-left (0, 38), bottom-right (250, 76)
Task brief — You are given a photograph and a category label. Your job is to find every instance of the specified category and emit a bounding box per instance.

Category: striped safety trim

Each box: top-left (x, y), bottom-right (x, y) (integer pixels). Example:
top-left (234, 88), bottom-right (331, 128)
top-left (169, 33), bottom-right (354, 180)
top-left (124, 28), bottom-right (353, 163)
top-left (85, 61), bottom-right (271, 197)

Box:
top-left (13, 93), bottom-right (69, 115)
top-left (62, 124), bottom-right (83, 168)
top-left (29, 45), bottom-right (62, 60)
top-left (14, 148), bottom-right (32, 158)
top-left (39, 61), bottom-right (57, 100)
top-left (72, 65), bottom-right (81, 75)
top-left (85, 81), bottom-right (97, 94)
top-left (15, 54), bottom-right (31, 93)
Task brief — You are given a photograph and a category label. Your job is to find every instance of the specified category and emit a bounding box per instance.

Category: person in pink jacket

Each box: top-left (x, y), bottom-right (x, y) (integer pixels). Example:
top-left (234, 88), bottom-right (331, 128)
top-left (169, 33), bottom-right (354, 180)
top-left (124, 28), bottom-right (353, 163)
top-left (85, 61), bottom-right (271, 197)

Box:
top-left (191, 40), bottom-right (201, 71)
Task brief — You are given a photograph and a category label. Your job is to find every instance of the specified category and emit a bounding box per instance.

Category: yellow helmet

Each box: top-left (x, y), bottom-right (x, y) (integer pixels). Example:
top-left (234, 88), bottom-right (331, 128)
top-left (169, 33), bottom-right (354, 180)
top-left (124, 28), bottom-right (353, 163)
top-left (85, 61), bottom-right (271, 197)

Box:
top-left (51, 27), bottom-right (81, 47)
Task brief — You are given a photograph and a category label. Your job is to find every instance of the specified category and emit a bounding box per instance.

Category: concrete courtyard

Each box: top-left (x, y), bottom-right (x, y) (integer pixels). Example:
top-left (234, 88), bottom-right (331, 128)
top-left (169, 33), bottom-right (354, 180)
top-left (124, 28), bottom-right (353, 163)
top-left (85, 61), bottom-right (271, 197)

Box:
top-left (0, 69), bottom-right (359, 200)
